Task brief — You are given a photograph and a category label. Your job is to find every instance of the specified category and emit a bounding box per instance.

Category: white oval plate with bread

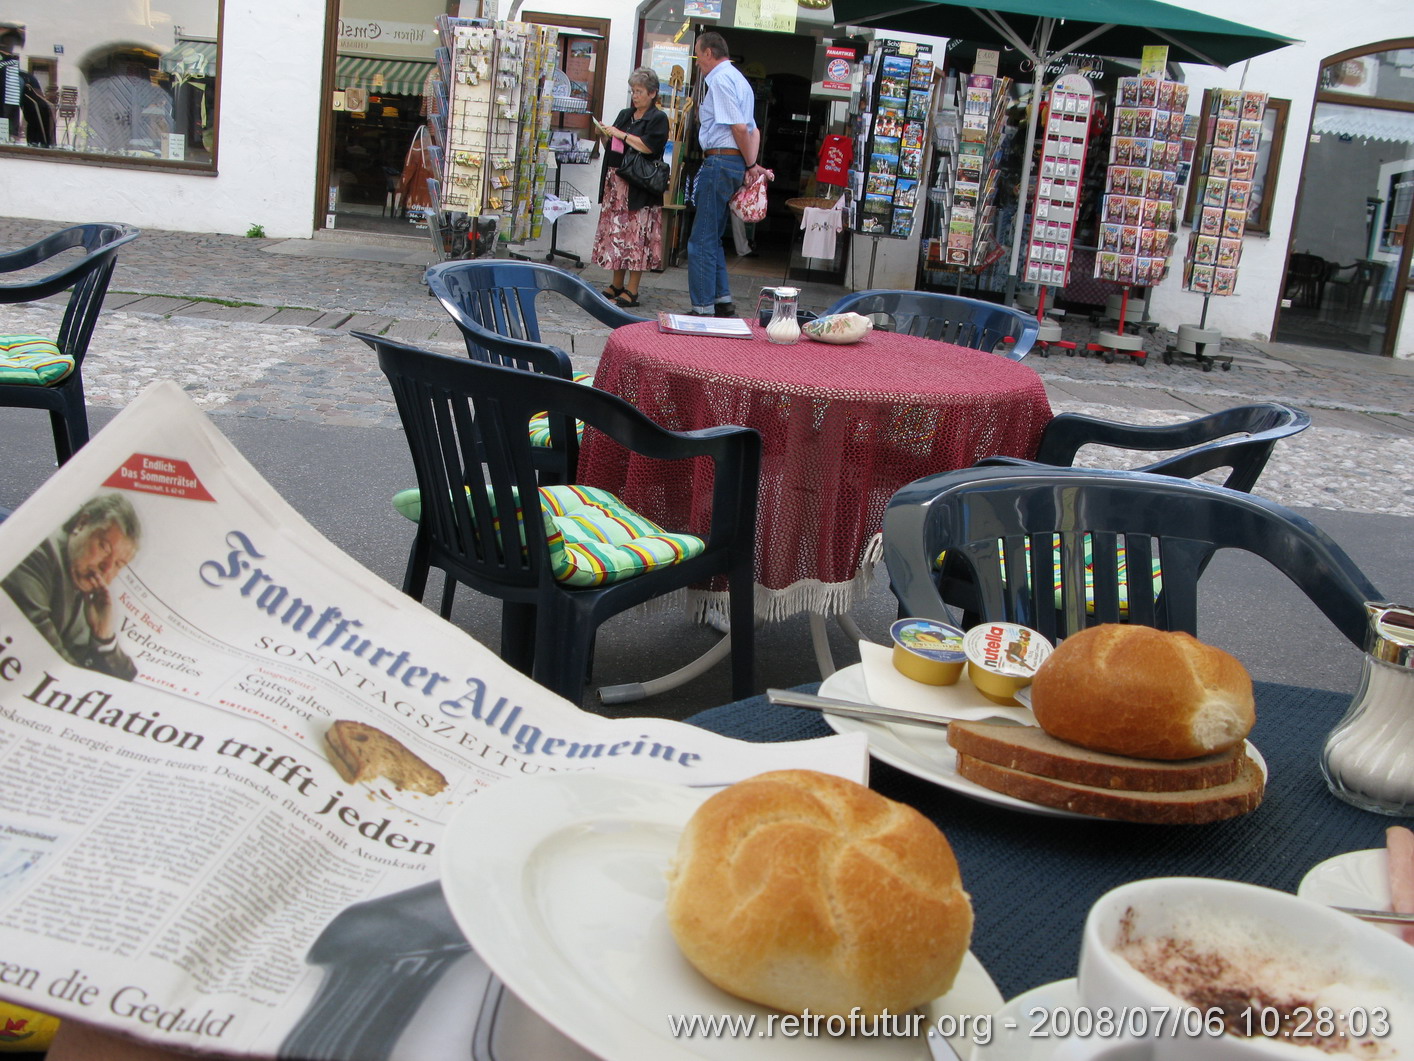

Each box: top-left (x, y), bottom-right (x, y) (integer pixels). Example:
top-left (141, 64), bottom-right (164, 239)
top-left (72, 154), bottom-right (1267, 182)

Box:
top-left (441, 773), bottom-right (1003, 1061)
top-left (819, 664), bottom-right (1265, 821)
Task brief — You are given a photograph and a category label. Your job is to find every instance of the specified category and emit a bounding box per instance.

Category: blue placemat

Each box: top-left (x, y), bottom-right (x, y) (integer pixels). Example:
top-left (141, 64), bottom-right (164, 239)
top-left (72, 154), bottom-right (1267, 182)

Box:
top-left (688, 681), bottom-right (1411, 999)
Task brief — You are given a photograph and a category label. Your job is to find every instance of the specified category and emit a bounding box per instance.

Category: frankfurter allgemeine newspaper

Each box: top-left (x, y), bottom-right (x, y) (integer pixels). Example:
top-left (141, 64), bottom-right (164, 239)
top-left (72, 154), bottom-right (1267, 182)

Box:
top-left (0, 381), bottom-right (866, 1059)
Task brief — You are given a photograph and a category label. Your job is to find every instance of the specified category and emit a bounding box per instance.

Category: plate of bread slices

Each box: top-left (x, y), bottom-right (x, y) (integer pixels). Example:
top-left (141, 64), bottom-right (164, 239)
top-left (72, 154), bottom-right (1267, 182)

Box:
top-left (440, 770), bottom-right (1001, 1061)
top-left (822, 624), bottom-right (1267, 824)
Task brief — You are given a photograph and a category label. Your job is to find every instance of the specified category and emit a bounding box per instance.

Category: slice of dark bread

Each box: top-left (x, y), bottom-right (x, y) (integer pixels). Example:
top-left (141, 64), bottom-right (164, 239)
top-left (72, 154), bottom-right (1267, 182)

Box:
top-left (947, 721), bottom-right (1244, 792)
top-left (954, 751), bottom-right (1264, 824)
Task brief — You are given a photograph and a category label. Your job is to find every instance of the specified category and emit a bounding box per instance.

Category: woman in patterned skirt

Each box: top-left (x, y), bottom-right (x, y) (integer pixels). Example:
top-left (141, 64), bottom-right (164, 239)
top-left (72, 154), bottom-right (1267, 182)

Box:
top-left (591, 68), bottom-right (669, 309)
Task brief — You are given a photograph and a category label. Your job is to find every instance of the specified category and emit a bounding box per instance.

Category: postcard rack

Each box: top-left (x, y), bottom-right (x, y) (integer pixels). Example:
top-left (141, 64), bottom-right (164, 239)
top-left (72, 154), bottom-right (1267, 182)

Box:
top-left (425, 16), bottom-right (558, 261)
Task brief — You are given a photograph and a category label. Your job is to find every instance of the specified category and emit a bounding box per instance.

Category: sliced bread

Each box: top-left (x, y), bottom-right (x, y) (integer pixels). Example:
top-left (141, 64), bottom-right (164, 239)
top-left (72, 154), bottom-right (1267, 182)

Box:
top-left (947, 720), bottom-right (1244, 792)
top-left (954, 751), bottom-right (1265, 824)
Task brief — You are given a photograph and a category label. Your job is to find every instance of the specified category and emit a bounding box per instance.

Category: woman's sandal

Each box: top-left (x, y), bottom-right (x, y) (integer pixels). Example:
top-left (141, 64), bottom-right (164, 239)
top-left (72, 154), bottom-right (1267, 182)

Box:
top-left (614, 291), bottom-right (641, 308)
top-left (602, 284), bottom-right (625, 300)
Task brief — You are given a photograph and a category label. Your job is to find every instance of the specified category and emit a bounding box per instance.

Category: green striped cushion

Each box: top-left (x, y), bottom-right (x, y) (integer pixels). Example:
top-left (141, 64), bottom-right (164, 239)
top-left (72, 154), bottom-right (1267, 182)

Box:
top-left (528, 372), bottom-right (594, 448)
top-left (391, 482), bottom-right (704, 588)
top-left (0, 336), bottom-right (75, 385)
top-left (538, 484), bottom-right (704, 587)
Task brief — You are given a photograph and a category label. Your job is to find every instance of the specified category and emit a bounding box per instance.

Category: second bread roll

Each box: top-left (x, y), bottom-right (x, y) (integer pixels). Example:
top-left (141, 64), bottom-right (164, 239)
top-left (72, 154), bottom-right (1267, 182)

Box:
top-left (665, 770), bottom-right (972, 1017)
top-left (1030, 624), bottom-right (1254, 760)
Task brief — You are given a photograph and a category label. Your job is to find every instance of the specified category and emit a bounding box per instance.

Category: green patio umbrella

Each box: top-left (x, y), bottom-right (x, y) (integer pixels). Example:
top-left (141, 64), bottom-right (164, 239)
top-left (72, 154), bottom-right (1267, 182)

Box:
top-left (832, 0), bottom-right (1298, 289)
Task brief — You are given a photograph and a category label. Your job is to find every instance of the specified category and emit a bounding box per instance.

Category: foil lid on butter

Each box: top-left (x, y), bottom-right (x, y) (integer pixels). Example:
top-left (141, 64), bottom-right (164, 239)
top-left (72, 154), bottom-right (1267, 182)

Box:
top-left (890, 618), bottom-right (966, 685)
top-left (962, 622), bottom-right (1053, 704)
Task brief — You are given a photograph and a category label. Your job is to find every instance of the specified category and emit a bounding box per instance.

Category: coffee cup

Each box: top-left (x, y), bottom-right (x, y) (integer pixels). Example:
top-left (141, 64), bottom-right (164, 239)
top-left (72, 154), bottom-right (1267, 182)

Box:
top-left (1053, 877), bottom-right (1414, 1061)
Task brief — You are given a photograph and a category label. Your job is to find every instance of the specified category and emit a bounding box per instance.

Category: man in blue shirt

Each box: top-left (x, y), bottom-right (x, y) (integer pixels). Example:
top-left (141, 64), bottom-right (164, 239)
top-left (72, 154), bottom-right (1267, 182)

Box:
top-left (689, 32), bottom-right (762, 317)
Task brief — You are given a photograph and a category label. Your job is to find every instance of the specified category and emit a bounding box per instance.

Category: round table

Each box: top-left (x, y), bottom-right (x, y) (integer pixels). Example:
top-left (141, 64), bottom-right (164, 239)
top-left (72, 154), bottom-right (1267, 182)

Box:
top-left (579, 321), bottom-right (1052, 620)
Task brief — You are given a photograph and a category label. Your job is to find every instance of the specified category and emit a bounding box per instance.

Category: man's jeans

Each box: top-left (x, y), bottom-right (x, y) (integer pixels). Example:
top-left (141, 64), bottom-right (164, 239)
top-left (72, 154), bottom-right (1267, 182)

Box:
top-left (688, 154), bottom-right (745, 312)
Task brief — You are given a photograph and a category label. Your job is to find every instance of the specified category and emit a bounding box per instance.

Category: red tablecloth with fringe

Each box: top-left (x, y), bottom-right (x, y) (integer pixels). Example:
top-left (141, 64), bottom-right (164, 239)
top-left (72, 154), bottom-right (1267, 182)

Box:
top-left (578, 321), bottom-right (1052, 619)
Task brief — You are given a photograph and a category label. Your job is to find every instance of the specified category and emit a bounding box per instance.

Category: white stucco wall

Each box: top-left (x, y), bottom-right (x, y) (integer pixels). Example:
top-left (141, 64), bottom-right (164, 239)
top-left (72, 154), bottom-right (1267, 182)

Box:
top-left (1146, 0), bottom-right (1412, 356)
top-left (1, 0), bottom-right (327, 238)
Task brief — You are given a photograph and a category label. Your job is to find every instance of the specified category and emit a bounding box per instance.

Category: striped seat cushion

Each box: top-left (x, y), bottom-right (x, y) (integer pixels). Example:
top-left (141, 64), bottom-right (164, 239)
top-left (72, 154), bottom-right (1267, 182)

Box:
top-left (0, 336), bottom-right (75, 385)
top-left (392, 483), bottom-right (704, 588)
top-left (528, 372), bottom-right (594, 448)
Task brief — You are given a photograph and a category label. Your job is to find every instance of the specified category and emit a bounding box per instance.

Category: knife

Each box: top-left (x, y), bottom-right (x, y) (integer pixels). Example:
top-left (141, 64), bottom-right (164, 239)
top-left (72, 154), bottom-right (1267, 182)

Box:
top-left (924, 1026), bottom-right (966, 1061)
top-left (766, 688), bottom-right (958, 729)
top-left (1332, 905), bottom-right (1414, 925)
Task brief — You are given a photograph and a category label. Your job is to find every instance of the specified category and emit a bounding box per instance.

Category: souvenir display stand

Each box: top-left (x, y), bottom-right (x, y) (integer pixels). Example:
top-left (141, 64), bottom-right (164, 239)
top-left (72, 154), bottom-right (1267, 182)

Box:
top-left (535, 82), bottom-right (596, 267)
top-left (918, 64), bottom-right (1011, 291)
top-left (1088, 72), bottom-right (1189, 364)
top-left (1167, 87), bottom-right (1270, 371)
top-left (854, 38), bottom-right (935, 241)
top-left (423, 16), bottom-right (558, 262)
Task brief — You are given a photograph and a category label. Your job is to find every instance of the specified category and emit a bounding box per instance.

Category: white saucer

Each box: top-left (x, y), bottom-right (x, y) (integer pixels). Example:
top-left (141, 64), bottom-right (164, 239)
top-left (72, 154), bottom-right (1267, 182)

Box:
top-left (1298, 848), bottom-right (1399, 936)
top-left (441, 772), bottom-right (1003, 1061)
top-left (969, 978), bottom-right (1079, 1061)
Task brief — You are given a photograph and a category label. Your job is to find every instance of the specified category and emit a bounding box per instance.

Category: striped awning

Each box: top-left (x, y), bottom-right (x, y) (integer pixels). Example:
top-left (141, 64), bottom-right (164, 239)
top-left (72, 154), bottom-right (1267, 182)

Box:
top-left (160, 40), bottom-right (217, 78)
top-left (1313, 105), bottom-right (1414, 145)
top-left (335, 55), bottom-right (436, 97)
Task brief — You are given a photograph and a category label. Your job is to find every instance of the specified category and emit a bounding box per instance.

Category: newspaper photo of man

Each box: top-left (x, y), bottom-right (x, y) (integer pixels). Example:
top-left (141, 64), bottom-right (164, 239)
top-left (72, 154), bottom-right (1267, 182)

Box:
top-left (2, 492), bottom-right (142, 681)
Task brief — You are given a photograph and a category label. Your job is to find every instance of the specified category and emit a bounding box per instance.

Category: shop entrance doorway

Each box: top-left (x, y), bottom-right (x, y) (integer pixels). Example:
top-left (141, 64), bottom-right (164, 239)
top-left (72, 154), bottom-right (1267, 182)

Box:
top-left (320, 0), bottom-right (445, 237)
top-left (638, 10), bottom-right (850, 283)
top-left (1274, 42), bottom-right (1414, 356)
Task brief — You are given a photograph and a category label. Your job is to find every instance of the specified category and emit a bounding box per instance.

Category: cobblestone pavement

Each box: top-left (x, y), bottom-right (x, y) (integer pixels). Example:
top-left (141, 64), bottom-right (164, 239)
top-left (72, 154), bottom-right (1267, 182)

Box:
top-left (4, 216), bottom-right (1413, 517)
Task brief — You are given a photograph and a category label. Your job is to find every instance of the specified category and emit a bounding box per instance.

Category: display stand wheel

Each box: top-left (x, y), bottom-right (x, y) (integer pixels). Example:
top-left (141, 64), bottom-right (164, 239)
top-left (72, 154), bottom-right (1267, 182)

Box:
top-left (1034, 319), bottom-right (1063, 358)
top-left (1089, 330), bottom-right (1145, 365)
top-left (1175, 324), bottom-right (1230, 372)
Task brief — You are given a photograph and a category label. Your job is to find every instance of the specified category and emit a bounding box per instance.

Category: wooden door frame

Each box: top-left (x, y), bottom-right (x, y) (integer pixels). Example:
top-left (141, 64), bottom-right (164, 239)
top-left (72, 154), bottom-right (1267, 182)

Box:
top-left (1275, 38), bottom-right (1414, 356)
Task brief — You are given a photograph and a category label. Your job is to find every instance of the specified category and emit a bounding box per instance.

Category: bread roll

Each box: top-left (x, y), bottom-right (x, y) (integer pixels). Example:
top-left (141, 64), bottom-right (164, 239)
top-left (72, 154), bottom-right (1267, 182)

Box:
top-left (1030, 625), bottom-right (1254, 760)
top-left (665, 770), bottom-right (972, 1017)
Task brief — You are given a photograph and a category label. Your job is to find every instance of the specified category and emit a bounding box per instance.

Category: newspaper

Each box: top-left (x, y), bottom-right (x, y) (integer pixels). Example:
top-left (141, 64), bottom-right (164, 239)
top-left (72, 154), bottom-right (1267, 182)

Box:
top-left (0, 382), bottom-right (867, 1059)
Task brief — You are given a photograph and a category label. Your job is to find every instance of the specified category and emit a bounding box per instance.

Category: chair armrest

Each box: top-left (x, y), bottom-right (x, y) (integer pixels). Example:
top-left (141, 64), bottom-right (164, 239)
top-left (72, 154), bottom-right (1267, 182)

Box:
top-left (0, 224), bottom-right (137, 304)
top-left (564, 386), bottom-right (761, 550)
top-left (446, 317), bottom-right (576, 378)
top-left (570, 288), bottom-right (652, 329)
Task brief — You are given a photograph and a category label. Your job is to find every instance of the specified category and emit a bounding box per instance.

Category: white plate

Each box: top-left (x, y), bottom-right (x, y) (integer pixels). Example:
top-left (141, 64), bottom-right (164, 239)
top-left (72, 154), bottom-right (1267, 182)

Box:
top-left (968, 978), bottom-right (1079, 1061)
top-left (1298, 848), bottom-right (1400, 937)
top-left (440, 772), bottom-right (1003, 1061)
top-left (819, 664), bottom-right (1088, 819)
top-left (819, 664), bottom-right (1266, 822)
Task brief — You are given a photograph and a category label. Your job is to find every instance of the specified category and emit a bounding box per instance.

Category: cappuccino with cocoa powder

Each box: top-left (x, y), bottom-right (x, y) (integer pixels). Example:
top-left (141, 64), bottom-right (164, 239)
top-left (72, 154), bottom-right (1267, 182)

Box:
top-left (1112, 905), bottom-right (1413, 1057)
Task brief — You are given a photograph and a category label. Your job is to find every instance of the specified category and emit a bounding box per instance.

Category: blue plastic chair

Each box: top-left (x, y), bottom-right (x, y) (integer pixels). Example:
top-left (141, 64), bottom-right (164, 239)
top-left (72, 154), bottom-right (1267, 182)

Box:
top-left (424, 259), bottom-right (648, 379)
top-left (978, 402), bottom-right (1311, 493)
top-left (358, 332), bottom-right (761, 707)
top-left (884, 465), bottom-right (1381, 648)
top-left (0, 222), bottom-right (140, 463)
top-left (822, 290), bottom-right (1040, 361)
